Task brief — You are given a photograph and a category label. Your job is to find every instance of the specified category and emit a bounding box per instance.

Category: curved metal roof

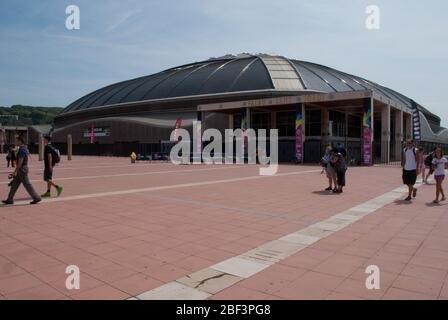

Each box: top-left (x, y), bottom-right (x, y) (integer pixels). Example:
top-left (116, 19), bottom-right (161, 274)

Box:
top-left (61, 53), bottom-right (439, 124)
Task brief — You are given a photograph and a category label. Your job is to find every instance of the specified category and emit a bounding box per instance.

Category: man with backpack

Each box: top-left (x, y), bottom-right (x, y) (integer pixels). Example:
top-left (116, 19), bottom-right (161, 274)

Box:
top-left (2, 136), bottom-right (41, 205)
top-left (422, 147), bottom-right (437, 184)
top-left (401, 139), bottom-right (422, 201)
top-left (41, 135), bottom-right (63, 198)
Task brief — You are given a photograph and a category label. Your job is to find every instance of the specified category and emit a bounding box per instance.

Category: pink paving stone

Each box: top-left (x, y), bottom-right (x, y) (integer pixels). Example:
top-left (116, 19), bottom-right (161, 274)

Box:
top-left (0, 273), bottom-right (44, 295)
top-left (210, 285), bottom-right (280, 300)
top-left (1, 156), bottom-right (447, 299)
top-left (382, 287), bottom-right (435, 300)
top-left (391, 275), bottom-right (443, 298)
top-left (110, 273), bottom-right (163, 296)
top-left (70, 284), bottom-right (130, 300)
top-left (4, 284), bottom-right (66, 300)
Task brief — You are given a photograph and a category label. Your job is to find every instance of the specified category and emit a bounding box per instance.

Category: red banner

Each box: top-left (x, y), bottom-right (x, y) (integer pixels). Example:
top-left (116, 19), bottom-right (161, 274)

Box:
top-left (173, 118), bottom-right (182, 142)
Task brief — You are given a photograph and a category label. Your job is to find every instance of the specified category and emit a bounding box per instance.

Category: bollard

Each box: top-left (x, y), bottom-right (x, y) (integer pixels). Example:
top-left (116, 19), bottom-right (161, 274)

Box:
top-left (67, 134), bottom-right (72, 161)
top-left (38, 134), bottom-right (44, 161)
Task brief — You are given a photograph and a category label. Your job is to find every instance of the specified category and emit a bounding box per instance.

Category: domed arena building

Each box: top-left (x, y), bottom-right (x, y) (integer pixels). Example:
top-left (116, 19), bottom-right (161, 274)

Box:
top-left (52, 53), bottom-right (448, 163)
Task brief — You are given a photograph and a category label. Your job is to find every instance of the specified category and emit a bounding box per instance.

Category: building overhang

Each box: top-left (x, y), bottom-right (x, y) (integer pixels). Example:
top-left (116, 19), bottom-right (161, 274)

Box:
top-left (198, 90), bottom-right (411, 113)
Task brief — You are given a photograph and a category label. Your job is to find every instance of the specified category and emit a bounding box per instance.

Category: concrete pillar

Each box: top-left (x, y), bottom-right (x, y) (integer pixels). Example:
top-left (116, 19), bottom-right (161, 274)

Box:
top-left (295, 103), bottom-right (304, 163)
top-left (38, 134), bottom-right (44, 161)
top-left (381, 104), bottom-right (391, 163)
top-left (245, 107), bottom-right (251, 129)
top-left (228, 114), bottom-right (234, 130)
top-left (321, 108), bottom-right (330, 149)
top-left (193, 111), bottom-right (203, 164)
top-left (67, 134), bottom-right (73, 161)
top-left (0, 128), bottom-right (4, 153)
top-left (271, 111), bottom-right (276, 130)
top-left (394, 109), bottom-right (403, 161)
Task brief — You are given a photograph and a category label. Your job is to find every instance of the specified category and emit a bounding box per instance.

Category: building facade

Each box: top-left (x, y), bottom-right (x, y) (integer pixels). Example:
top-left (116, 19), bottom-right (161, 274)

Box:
top-left (52, 54), bottom-right (448, 163)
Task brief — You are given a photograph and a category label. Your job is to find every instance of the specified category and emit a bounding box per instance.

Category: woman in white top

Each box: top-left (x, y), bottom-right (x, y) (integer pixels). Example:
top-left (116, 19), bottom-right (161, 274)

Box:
top-left (431, 147), bottom-right (447, 203)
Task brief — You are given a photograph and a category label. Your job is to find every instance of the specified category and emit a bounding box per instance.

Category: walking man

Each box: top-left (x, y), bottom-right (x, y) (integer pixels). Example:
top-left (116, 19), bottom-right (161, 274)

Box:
top-left (2, 136), bottom-right (41, 205)
top-left (402, 139), bottom-right (422, 201)
top-left (41, 135), bottom-right (63, 198)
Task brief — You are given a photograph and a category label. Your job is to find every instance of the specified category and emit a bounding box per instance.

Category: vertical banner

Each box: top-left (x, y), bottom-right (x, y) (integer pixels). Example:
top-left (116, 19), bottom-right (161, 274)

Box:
top-left (173, 118), bottom-right (182, 142)
top-left (410, 100), bottom-right (421, 141)
top-left (90, 123), bottom-right (95, 144)
top-left (295, 103), bottom-right (304, 163)
top-left (362, 98), bottom-right (373, 166)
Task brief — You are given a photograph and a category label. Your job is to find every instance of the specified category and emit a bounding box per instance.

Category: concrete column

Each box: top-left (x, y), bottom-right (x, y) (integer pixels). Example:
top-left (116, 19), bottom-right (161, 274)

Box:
top-left (321, 108), bottom-right (330, 149)
top-left (228, 114), bottom-right (234, 130)
top-left (67, 134), bottom-right (73, 161)
top-left (245, 107), bottom-right (251, 129)
top-left (193, 111), bottom-right (203, 164)
top-left (394, 109), bottom-right (403, 161)
top-left (271, 111), bottom-right (276, 130)
top-left (0, 129), bottom-right (4, 153)
top-left (241, 108), bottom-right (251, 161)
top-left (38, 134), bottom-right (44, 161)
top-left (381, 104), bottom-right (391, 163)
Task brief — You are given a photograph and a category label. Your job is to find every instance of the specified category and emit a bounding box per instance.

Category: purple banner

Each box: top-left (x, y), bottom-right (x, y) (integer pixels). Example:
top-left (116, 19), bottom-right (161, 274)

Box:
top-left (295, 105), bottom-right (304, 163)
top-left (362, 98), bottom-right (372, 166)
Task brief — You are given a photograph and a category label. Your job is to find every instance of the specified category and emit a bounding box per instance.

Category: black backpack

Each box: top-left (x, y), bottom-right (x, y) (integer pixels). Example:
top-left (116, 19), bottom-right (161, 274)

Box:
top-left (48, 145), bottom-right (61, 165)
top-left (424, 153), bottom-right (434, 167)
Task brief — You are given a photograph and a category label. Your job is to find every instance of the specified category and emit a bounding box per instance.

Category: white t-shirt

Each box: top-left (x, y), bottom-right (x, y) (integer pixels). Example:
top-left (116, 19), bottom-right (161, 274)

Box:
top-left (404, 147), bottom-right (418, 171)
top-left (432, 157), bottom-right (447, 176)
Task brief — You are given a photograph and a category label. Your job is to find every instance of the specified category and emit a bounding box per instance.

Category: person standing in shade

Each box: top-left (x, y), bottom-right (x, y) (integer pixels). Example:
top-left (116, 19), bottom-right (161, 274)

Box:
top-left (321, 145), bottom-right (337, 191)
top-left (41, 135), bottom-right (63, 198)
top-left (401, 139), bottom-right (422, 201)
top-left (331, 148), bottom-right (347, 193)
top-left (2, 136), bottom-right (41, 205)
top-left (431, 147), bottom-right (447, 204)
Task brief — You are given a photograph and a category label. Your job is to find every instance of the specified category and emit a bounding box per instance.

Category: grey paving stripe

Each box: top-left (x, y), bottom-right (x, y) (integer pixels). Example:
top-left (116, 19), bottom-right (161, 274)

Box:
top-left (133, 180), bottom-right (425, 300)
top-left (0, 165), bottom-right (246, 185)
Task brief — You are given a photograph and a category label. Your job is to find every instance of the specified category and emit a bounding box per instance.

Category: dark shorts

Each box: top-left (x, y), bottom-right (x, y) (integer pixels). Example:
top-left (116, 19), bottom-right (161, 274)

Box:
top-left (44, 167), bottom-right (53, 181)
top-left (402, 169), bottom-right (417, 186)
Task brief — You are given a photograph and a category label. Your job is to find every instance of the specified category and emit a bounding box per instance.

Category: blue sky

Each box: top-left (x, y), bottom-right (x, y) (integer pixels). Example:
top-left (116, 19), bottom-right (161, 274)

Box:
top-left (0, 0), bottom-right (447, 125)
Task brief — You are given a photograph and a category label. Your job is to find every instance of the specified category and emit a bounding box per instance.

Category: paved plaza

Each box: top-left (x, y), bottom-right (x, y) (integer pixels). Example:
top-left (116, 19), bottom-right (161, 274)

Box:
top-left (1, 156), bottom-right (448, 300)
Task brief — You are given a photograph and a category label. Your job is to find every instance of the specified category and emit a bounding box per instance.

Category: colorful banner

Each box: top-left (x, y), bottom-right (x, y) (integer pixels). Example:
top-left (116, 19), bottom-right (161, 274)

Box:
top-left (295, 104), bottom-right (303, 163)
top-left (173, 118), bottom-right (182, 142)
top-left (90, 123), bottom-right (94, 144)
top-left (362, 98), bottom-right (372, 166)
top-left (83, 126), bottom-right (111, 140)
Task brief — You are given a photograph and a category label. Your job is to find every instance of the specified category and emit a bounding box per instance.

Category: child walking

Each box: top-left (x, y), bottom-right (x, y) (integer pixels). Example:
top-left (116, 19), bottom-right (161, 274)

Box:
top-left (432, 147), bottom-right (447, 204)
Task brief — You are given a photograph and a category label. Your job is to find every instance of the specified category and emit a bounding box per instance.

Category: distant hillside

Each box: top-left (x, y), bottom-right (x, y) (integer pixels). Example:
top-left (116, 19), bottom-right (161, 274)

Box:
top-left (0, 105), bottom-right (64, 126)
